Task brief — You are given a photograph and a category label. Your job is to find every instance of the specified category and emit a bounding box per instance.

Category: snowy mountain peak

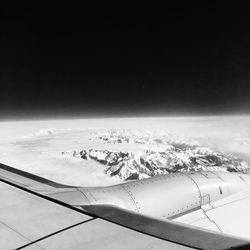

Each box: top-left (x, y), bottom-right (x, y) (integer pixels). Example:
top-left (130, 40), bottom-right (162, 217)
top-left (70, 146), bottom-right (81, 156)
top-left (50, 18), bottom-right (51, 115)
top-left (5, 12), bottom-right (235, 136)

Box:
top-left (60, 131), bottom-right (249, 181)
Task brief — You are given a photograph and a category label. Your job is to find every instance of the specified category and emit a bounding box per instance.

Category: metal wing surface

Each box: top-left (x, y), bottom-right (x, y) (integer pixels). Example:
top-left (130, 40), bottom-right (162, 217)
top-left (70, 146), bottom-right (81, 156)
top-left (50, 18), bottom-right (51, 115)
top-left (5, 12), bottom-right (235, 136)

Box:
top-left (0, 163), bottom-right (249, 250)
top-left (175, 186), bottom-right (250, 239)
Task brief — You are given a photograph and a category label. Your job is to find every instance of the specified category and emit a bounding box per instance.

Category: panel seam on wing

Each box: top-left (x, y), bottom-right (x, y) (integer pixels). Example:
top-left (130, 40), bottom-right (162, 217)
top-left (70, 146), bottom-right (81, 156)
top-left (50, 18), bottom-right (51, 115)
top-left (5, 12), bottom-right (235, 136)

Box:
top-left (121, 185), bottom-right (140, 212)
top-left (0, 221), bottom-right (43, 249)
top-left (200, 207), bottom-right (222, 232)
top-left (77, 188), bottom-right (91, 204)
top-left (16, 218), bottom-right (97, 250)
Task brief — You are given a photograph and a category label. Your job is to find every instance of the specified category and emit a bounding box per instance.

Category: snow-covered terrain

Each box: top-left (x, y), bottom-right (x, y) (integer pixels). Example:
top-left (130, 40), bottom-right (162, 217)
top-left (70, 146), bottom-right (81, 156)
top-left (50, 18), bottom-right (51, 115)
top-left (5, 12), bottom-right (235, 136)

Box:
top-left (1, 116), bottom-right (250, 186)
top-left (60, 131), bottom-right (249, 181)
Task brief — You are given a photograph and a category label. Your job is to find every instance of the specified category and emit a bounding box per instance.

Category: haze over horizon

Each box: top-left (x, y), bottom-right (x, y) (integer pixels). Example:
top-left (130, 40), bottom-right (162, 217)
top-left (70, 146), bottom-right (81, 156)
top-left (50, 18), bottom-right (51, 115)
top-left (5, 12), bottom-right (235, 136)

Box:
top-left (1, 4), bottom-right (250, 119)
top-left (1, 111), bottom-right (250, 123)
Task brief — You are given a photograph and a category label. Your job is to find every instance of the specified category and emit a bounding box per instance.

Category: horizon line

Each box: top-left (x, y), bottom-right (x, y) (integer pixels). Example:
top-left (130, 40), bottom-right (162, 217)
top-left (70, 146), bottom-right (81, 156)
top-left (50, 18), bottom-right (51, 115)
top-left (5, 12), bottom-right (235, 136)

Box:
top-left (1, 112), bottom-right (250, 122)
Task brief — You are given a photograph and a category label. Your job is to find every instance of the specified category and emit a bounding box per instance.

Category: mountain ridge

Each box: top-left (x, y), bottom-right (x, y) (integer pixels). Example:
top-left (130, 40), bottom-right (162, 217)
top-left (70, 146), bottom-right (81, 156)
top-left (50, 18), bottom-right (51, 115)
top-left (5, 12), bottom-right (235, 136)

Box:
top-left (59, 131), bottom-right (249, 181)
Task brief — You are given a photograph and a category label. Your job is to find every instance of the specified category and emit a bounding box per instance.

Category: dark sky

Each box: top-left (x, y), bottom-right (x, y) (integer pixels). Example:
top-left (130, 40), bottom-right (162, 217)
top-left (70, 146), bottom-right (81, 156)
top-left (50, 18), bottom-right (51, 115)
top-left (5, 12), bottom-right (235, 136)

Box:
top-left (1, 4), bottom-right (250, 119)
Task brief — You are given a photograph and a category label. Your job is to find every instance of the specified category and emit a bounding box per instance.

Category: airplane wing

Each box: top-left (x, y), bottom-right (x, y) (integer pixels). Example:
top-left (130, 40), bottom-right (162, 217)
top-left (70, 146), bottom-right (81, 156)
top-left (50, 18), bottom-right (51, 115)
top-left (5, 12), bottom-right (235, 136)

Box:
top-left (0, 163), bottom-right (249, 250)
top-left (174, 186), bottom-right (250, 239)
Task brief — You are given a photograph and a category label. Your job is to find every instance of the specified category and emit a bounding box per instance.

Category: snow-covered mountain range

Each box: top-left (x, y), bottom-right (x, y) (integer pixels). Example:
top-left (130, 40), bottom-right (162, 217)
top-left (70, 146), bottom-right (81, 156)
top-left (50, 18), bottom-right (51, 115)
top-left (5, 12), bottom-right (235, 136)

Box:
top-left (60, 131), bottom-right (249, 181)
